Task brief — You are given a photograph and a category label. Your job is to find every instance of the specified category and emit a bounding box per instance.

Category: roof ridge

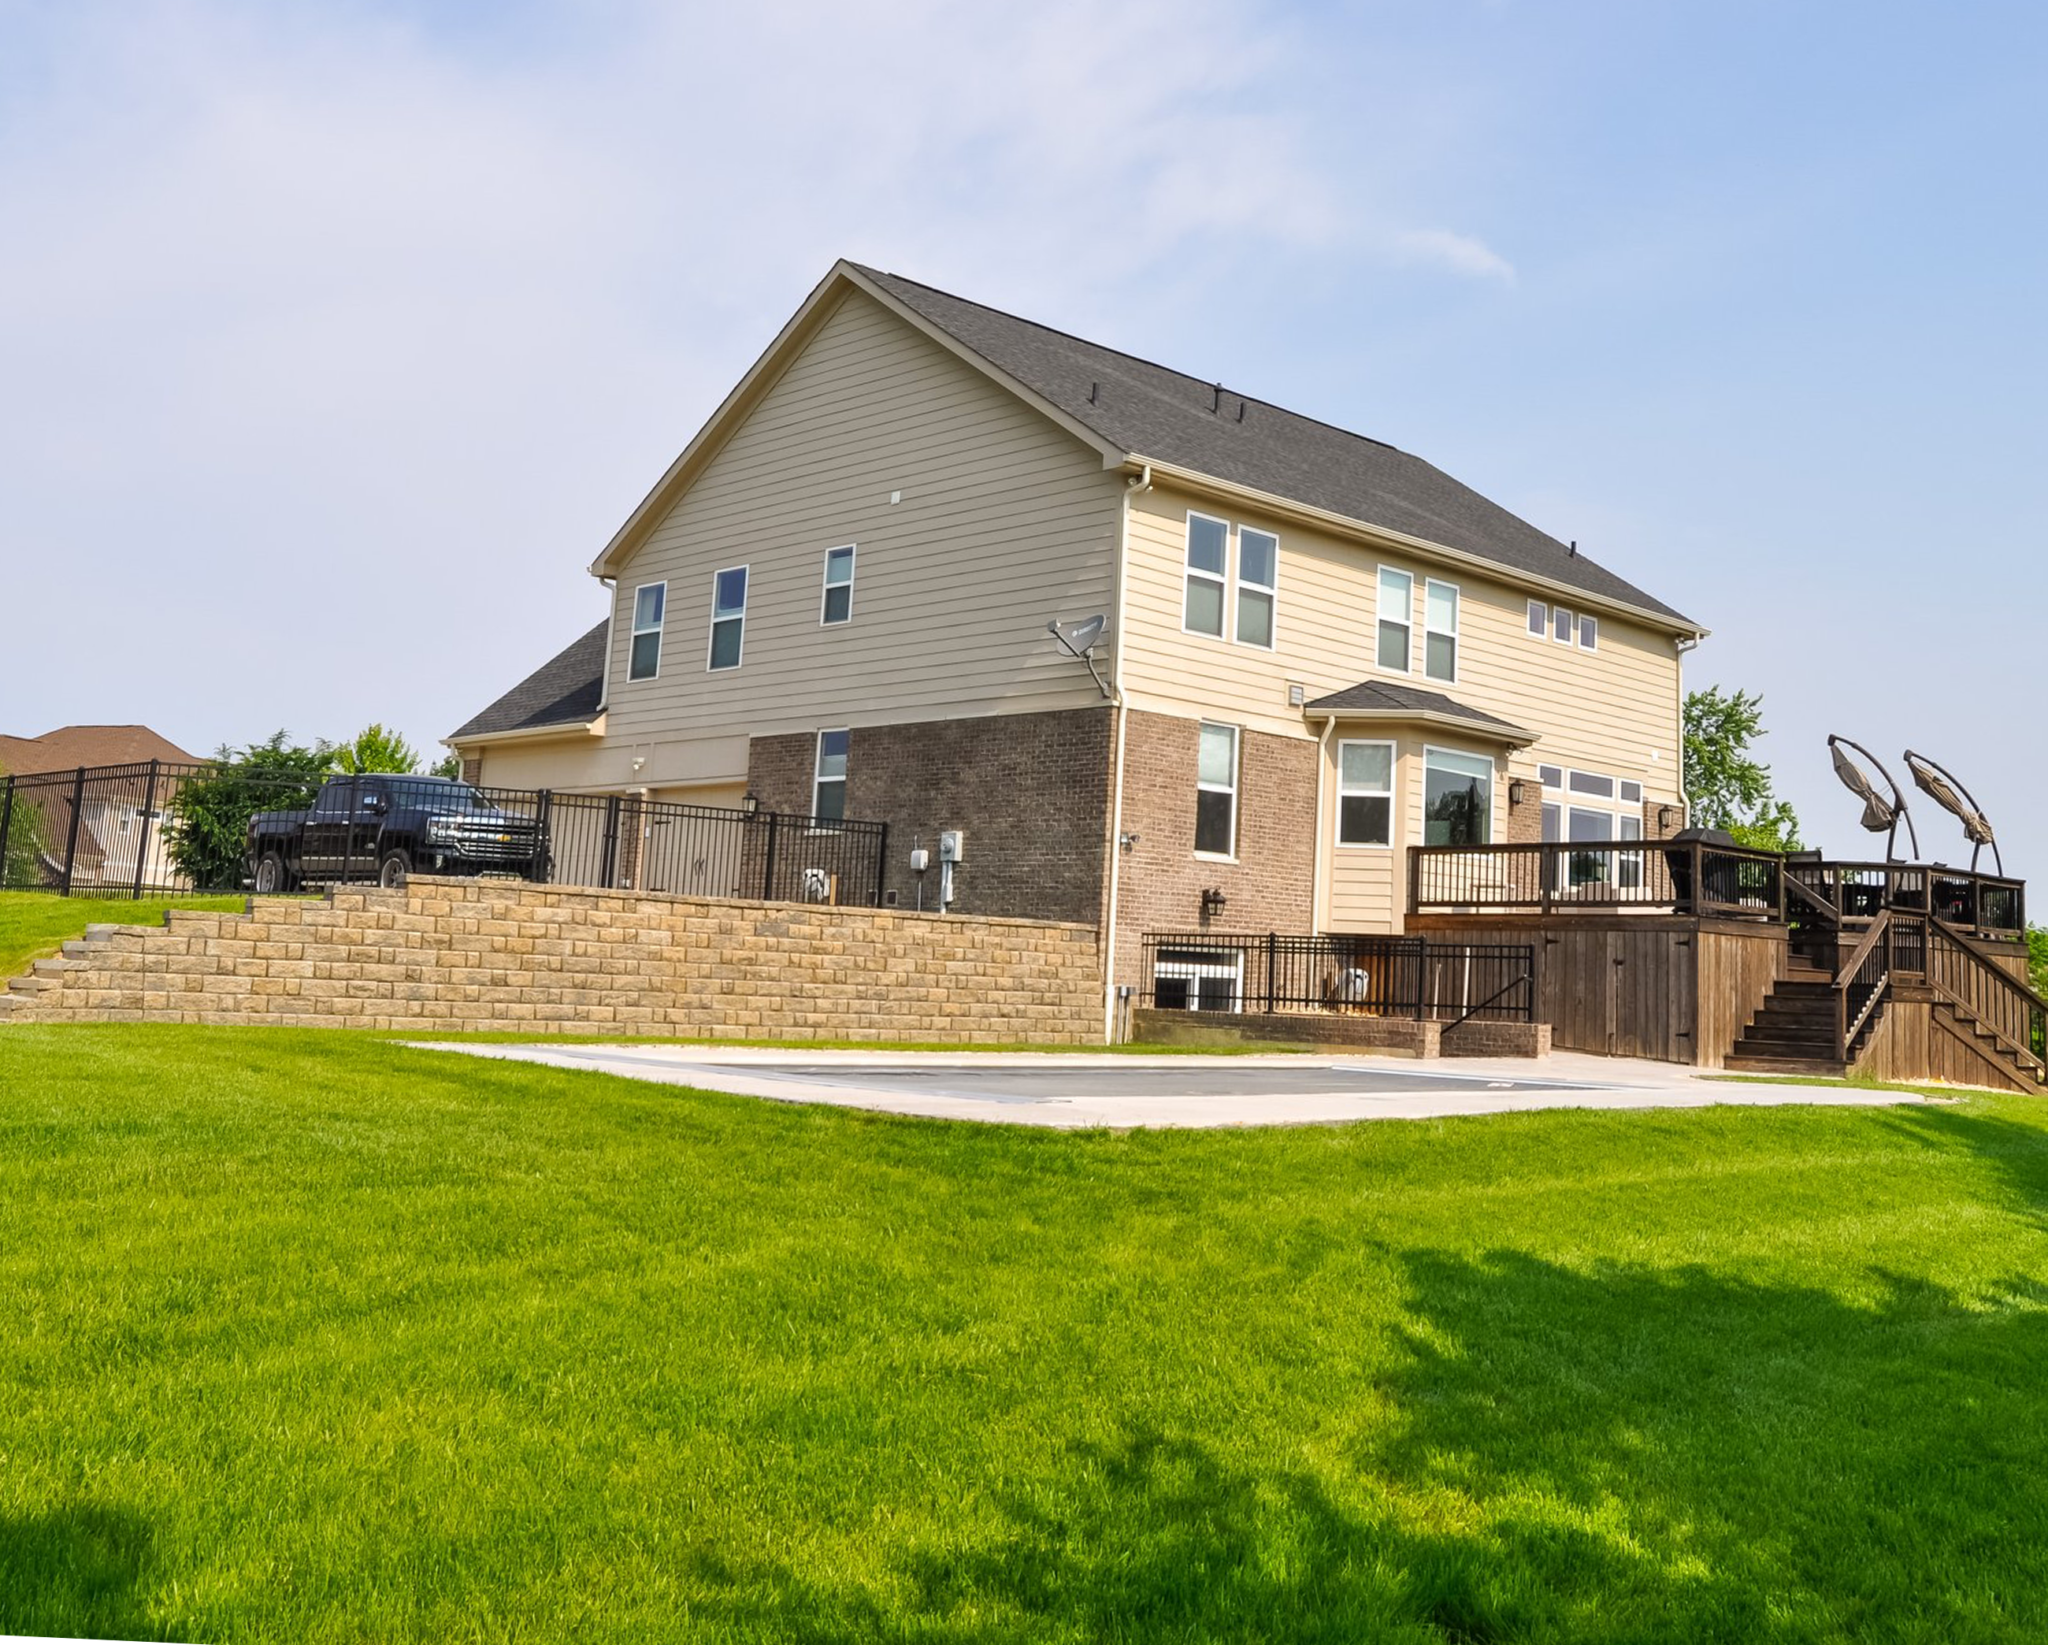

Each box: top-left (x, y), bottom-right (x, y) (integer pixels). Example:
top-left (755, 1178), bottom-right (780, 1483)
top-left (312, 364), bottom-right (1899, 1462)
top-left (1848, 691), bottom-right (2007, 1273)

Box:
top-left (854, 263), bottom-right (1411, 460)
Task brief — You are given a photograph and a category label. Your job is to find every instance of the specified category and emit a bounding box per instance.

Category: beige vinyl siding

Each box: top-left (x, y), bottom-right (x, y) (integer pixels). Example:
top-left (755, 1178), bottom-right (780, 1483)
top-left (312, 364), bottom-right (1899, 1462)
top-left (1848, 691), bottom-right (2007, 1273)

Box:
top-left (1322, 733), bottom-right (1507, 933)
top-left (1122, 481), bottom-right (1684, 804)
top-left (601, 289), bottom-right (1121, 763)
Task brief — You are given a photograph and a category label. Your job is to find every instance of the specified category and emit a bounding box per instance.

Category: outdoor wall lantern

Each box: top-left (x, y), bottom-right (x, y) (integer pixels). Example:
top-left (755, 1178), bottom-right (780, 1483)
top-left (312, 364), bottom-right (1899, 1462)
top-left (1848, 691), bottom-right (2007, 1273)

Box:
top-left (1508, 778), bottom-right (1529, 807)
top-left (1658, 804), bottom-right (1677, 832)
top-left (740, 791), bottom-right (761, 815)
top-left (1200, 887), bottom-right (1228, 921)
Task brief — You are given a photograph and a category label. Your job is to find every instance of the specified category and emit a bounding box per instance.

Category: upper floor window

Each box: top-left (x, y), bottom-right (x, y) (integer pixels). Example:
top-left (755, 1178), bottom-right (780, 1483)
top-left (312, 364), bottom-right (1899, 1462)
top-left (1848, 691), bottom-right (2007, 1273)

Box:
top-left (1236, 528), bottom-right (1277, 648)
top-left (821, 545), bottom-right (855, 625)
top-left (1377, 567), bottom-right (1412, 672)
top-left (629, 582), bottom-right (666, 681)
top-left (813, 728), bottom-right (849, 821)
top-left (1531, 599), bottom-right (1600, 653)
top-left (1527, 599), bottom-right (1545, 638)
top-left (708, 566), bottom-right (748, 670)
top-left (1337, 740), bottom-right (1393, 847)
top-left (1425, 579), bottom-right (1459, 682)
top-left (1553, 604), bottom-right (1574, 645)
top-left (1183, 513), bottom-right (1228, 637)
top-left (1577, 613), bottom-right (1599, 651)
top-left (1195, 722), bottom-right (1238, 857)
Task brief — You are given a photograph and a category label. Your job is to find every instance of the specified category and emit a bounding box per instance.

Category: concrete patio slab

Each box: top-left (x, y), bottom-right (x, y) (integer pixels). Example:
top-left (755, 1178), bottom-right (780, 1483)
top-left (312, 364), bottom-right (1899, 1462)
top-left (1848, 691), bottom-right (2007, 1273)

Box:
top-left (405, 1042), bottom-right (1939, 1130)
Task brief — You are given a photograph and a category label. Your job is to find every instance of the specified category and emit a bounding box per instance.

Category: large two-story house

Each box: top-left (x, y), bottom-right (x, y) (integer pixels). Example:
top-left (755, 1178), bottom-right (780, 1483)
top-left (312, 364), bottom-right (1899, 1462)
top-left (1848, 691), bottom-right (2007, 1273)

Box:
top-left (450, 260), bottom-right (1704, 1010)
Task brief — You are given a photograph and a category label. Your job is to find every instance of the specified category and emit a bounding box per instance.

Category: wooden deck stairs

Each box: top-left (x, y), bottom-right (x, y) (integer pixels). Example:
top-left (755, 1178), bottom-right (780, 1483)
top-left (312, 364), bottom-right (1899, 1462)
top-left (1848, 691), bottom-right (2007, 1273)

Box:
top-left (1725, 966), bottom-right (1857, 1078)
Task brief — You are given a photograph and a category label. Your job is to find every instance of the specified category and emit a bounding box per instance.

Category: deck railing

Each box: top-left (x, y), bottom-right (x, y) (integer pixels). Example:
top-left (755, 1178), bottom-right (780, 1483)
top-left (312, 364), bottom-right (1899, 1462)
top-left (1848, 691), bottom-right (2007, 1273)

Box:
top-left (1784, 858), bottom-right (2024, 940)
top-left (1408, 840), bottom-right (1785, 920)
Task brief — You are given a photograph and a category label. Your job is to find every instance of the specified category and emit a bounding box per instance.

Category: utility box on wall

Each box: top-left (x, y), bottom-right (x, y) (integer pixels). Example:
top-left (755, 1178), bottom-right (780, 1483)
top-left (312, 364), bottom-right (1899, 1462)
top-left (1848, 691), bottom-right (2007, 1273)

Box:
top-left (938, 831), bottom-right (966, 864)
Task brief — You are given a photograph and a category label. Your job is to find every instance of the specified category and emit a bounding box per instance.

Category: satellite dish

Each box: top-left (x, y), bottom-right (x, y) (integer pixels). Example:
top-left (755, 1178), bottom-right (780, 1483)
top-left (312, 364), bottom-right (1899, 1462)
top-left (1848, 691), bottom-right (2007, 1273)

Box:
top-left (1827, 735), bottom-right (1918, 862)
top-left (1904, 750), bottom-right (2000, 875)
top-left (1047, 615), bottom-right (1111, 698)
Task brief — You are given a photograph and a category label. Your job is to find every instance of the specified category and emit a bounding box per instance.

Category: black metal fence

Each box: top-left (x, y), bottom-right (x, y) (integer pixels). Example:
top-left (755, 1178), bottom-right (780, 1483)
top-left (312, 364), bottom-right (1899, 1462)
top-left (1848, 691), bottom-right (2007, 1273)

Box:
top-left (0, 760), bottom-right (889, 908)
top-left (1141, 931), bottom-right (1535, 1024)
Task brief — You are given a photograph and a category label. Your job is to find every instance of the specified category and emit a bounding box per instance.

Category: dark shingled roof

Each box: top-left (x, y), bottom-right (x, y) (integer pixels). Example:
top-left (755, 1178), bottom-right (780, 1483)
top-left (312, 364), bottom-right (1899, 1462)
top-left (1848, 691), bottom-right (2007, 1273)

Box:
top-left (1303, 680), bottom-right (1533, 741)
top-left (452, 621), bottom-right (607, 740)
top-left (856, 266), bottom-right (1693, 628)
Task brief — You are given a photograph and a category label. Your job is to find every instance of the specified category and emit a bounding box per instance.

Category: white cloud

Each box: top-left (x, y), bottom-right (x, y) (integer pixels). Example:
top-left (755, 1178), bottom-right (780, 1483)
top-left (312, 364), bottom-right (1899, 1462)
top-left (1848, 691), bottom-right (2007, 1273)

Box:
top-left (1388, 225), bottom-right (1516, 282)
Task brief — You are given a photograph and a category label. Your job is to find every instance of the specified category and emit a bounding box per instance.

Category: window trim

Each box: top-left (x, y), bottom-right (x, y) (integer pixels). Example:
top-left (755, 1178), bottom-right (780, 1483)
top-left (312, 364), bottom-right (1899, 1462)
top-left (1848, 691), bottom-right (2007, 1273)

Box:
top-left (706, 564), bottom-right (749, 672)
top-left (628, 580), bottom-right (667, 682)
top-left (1182, 510), bottom-right (1230, 640)
top-left (1194, 721), bottom-right (1240, 861)
top-left (1578, 612), bottom-right (1599, 651)
top-left (1376, 565), bottom-right (1413, 674)
top-left (1335, 738), bottom-right (1396, 850)
top-left (812, 727), bottom-right (850, 821)
top-left (1234, 525), bottom-right (1279, 649)
top-left (1553, 604), bottom-right (1575, 645)
top-left (819, 544), bottom-right (856, 626)
top-left (1527, 599), bottom-right (1547, 638)
top-left (1424, 578), bottom-right (1460, 684)
top-left (1422, 743), bottom-right (1494, 848)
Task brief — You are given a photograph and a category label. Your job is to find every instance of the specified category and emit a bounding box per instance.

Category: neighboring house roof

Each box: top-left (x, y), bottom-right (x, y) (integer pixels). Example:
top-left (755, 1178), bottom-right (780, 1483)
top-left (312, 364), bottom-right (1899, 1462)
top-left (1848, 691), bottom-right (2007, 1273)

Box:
top-left (451, 621), bottom-right (609, 741)
top-left (853, 265), bottom-right (1695, 630)
top-left (1303, 680), bottom-right (1536, 746)
top-left (0, 724), bottom-right (198, 775)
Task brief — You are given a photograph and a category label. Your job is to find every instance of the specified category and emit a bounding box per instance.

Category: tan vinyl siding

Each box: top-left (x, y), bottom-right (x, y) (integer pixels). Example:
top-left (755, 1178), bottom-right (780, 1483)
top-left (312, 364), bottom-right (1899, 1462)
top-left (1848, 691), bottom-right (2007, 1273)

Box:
top-left (1121, 481), bottom-right (1685, 803)
top-left (601, 289), bottom-right (1121, 760)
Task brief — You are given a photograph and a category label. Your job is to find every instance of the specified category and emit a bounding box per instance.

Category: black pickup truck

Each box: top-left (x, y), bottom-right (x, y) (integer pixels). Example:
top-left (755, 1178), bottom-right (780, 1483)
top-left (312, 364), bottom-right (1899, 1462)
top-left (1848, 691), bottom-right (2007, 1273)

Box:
top-left (247, 776), bottom-right (544, 892)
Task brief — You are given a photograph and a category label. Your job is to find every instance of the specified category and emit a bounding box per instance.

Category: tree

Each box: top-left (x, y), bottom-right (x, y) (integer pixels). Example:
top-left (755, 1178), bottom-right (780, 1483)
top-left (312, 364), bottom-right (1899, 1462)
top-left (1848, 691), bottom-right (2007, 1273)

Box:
top-left (2029, 925), bottom-right (2048, 1001)
top-left (0, 764), bottom-right (52, 888)
top-left (333, 723), bottom-right (421, 776)
top-left (164, 733), bottom-right (333, 891)
top-left (429, 751), bottom-right (462, 780)
top-left (1682, 687), bottom-right (1802, 852)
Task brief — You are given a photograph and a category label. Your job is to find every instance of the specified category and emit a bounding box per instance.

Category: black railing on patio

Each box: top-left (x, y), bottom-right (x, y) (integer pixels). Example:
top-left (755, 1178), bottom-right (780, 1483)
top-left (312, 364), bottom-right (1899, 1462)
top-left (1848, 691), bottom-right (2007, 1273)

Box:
top-left (1140, 931), bottom-right (1535, 1025)
top-left (0, 760), bottom-right (889, 909)
top-left (1408, 839), bottom-right (1786, 920)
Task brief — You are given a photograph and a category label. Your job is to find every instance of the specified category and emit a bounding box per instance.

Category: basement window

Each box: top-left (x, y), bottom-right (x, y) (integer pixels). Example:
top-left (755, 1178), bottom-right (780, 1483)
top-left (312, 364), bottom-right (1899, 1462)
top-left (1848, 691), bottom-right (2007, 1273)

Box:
top-left (708, 566), bottom-right (748, 670)
top-left (821, 545), bottom-right (855, 625)
top-left (629, 582), bottom-right (666, 681)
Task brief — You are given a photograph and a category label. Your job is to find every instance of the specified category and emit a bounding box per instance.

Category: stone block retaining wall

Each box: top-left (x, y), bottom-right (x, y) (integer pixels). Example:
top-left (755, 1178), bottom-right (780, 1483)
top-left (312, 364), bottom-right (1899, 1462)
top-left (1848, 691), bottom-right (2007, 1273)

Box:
top-left (1, 877), bottom-right (1102, 1042)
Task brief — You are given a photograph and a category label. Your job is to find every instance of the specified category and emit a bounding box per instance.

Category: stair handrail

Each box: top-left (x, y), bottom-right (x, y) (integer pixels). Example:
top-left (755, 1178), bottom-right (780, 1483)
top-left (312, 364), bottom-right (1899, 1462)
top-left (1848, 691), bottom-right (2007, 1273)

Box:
top-left (1925, 916), bottom-right (2048, 1082)
top-left (1833, 907), bottom-right (1893, 1063)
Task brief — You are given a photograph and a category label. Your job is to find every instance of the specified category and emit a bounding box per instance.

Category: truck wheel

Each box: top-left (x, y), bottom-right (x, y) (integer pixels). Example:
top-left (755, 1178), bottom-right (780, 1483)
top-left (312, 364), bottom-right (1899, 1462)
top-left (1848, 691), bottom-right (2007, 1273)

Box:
top-left (377, 850), bottom-right (411, 890)
top-left (254, 854), bottom-right (287, 895)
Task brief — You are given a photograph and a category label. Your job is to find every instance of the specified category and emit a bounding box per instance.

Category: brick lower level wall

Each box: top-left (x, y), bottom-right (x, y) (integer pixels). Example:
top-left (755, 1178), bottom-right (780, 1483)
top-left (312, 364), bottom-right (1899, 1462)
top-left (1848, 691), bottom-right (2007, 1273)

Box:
top-left (1, 877), bottom-right (1102, 1042)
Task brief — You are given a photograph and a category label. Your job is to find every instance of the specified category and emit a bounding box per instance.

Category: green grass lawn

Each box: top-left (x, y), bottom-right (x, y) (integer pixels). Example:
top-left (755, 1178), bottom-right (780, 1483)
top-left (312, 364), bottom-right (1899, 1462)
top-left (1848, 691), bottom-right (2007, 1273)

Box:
top-left (5, 1026), bottom-right (2048, 1641)
top-left (0, 891), bottom-right (245, 981)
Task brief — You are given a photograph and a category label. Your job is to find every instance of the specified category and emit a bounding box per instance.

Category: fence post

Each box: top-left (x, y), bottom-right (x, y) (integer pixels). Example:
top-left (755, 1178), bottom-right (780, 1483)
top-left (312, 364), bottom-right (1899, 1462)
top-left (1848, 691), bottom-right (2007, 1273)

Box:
top-left (872, 821), bottom-right (889, 908)
top-left (599, 794), bottom-right (621, 888)
top-left (1265, 931), bottom-right (1277, 1014)
top-left (0, 776), bottom-right (13, 888)
top-left (59, 766), bottom-right (87, 896)
top-left (761, 812), bottom-right (780, 902)
top-left (130, 760), bottom-right (160, 901)
top-left (532, 790), bottom-right (553, 884)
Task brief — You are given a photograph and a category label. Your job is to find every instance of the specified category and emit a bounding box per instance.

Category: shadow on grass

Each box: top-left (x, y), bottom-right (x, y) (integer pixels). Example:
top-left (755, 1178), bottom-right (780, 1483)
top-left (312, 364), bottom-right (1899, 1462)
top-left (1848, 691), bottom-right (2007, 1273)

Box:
top-left (0, 1503), bottom-right (157, 1640)
top-left (697, 1241), bottom-right (2048, 1643)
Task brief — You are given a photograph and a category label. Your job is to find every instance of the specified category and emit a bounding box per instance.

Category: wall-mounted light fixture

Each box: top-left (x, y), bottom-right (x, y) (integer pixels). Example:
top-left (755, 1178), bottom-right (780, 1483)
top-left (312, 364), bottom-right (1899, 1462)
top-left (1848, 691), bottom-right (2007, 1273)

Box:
top-left (1200, 887), bottom-right (1228, 922)
top-left (1508, 778), bottom-right (1528, 807)
top-left (740, 791), bottom-right (760, 815)
top-left (1657, 804), bottom-right (1677, 832)
top-left (1119, 831), bottom-right (1140, 853)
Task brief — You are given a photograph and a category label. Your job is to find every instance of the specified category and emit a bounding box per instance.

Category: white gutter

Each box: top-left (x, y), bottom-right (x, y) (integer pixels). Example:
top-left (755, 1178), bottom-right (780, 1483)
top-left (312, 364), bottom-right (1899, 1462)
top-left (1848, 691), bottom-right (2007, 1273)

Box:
top-left (1310, 712), bottom-right (1335, 933)
top-left (596, 576), bottom-right (617, 714)
top-left (1101, 463), bottom-right (1149, 1042)
top-left (448, 716), bottom-right (608, 749)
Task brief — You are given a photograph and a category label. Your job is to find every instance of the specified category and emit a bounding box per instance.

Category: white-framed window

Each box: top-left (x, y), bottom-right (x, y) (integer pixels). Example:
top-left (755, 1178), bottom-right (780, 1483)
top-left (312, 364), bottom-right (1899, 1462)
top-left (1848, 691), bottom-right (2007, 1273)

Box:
top-left (1537, 764), bottom-right (1563, 789)
top-left (1152, 945), bottom-right (1243, 1013)
top-left (1423, 747), bottom-right (1492, 847)
top-left (1550, 768), bottom-right (1649, 887)
top-left (1620, 778), bottom-right (1643, 806)
top-left (1183, 512), bottom-right (1228, 637)
top-left (1569, 770), bottom-right (1615, 801)
top-left (629, 582), bottom-right (666, 681)
top-left (1553, 604), bottom-right (1574, 644)
top-left (707, 566), bottom-right (748, 670)
top-left (1527, 599), bottom-right (1546, 638)
top-left (1377, 567), bottom-right (1412, 672)
top-left (1336, 740), bottom-right (1394, 847)
top-left (1236, 527), bottom-right (1277, 648)
top-left (1425, 579), bottom-right (1459, 682)
top-left (1195, 722), bottom-right (1238, 858)
top-left (820, 545), bottom-right (855, 625)
top-left (813, 728), bottom-right (849, 821)
top-left (1578, 613), bottom-right (1599, 651)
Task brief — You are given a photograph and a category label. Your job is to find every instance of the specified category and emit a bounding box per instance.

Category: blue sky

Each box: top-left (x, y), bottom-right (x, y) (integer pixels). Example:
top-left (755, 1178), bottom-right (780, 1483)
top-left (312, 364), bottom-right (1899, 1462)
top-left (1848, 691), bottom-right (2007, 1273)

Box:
top-left (2, 0), bottom-right (2041, 868)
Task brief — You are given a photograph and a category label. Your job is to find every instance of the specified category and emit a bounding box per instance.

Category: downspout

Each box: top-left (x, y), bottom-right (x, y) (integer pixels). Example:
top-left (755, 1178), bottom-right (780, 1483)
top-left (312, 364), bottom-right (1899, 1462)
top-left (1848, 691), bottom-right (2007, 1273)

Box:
top-left (1674, 634), bottom-right (1698, 830)
top-left (596, 576), bottom-right (618, 713)
top-left (1310, 712), bottom-right (1335, 933)
top-left (1101, 462), bottom-right (1150, 1041)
